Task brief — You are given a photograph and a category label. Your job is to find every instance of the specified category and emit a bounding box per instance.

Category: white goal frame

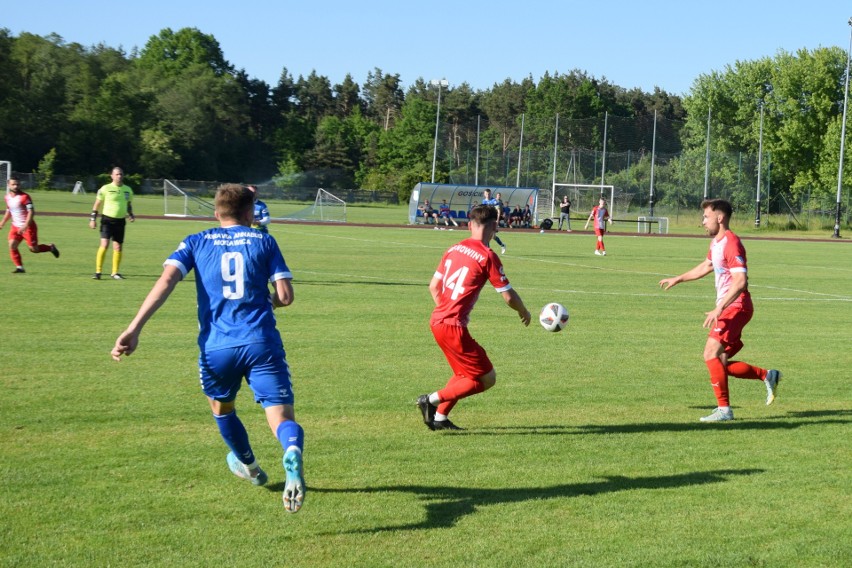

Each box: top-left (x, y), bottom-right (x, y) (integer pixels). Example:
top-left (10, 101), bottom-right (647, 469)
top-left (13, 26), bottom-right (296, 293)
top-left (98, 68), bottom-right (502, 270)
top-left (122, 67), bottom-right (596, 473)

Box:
top-left (163, 179), bottom-right (215, 218)
top-left (279, 188), bottom-right (346, 223)
top-left (550, 183), bottom-right (615, 221)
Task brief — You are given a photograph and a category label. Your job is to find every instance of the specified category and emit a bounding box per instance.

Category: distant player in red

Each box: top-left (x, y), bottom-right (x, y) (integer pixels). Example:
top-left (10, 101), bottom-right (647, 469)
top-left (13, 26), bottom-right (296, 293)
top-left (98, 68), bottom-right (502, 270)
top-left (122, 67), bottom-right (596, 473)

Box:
top-left (417, 204), bottom-right (531, 430)
top-left (659, 199), bottom-right (781, 422)
top-left (584, 197), bottom-right (612, 255)
top-left (0, 176), bottom-right (59, 273)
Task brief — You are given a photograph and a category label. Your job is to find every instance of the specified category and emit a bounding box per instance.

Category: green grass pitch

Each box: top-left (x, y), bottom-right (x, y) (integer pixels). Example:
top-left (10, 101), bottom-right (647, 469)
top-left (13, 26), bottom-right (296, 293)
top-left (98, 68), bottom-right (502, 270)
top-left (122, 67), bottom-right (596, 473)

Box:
top-left (1, 199), bottom-right (850, 567)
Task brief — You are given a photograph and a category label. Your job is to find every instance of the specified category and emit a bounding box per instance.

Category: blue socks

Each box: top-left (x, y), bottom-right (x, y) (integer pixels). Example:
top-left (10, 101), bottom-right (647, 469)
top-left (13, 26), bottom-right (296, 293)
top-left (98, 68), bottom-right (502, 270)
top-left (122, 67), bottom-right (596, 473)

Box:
top-left (213, 410), bottom-right (255, 465)
top-left (276, 420), bottom-right (304, 453)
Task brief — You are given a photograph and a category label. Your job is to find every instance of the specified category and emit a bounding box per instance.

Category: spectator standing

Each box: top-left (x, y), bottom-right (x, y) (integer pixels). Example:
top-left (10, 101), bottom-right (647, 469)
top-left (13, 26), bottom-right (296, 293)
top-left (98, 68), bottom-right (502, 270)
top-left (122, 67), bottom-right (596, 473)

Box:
top-left (558, 196), bottom-right (572, 231)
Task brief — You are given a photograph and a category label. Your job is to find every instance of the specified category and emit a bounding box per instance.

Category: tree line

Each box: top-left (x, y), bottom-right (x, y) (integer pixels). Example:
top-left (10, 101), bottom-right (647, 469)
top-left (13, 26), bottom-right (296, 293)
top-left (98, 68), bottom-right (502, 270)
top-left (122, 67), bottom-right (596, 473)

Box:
top-left (0, 27), bottom-right (848, 208)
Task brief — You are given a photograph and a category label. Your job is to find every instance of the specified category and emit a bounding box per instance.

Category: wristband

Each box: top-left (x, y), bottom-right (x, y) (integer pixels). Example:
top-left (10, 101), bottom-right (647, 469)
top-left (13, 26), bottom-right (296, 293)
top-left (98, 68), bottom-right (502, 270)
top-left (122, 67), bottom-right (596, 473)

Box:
top-left (90, 211), bottom-right (98, 221)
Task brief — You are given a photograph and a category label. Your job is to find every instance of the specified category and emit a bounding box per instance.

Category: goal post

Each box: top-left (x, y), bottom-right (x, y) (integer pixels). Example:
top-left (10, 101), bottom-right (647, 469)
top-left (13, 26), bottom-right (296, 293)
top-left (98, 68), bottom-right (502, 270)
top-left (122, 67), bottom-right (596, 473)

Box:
top-left (278, 188), bottom-right (346, 223)
top-left (312, 188), bottom-right (346, 222)
top-left (551, 183), bottom-right (615, 222)
top-left (163, 179), bottom-right (215, 218)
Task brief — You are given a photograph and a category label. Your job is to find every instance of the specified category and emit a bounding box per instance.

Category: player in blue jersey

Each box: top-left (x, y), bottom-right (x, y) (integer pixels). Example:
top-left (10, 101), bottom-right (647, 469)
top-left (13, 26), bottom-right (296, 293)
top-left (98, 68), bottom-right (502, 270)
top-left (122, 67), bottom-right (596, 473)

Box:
top-left (481, 189), bottom-right (507, 254)
top-left (110, 184), bottom-right (306, 513)
top-left (247, 185), bottom-right (271, 233)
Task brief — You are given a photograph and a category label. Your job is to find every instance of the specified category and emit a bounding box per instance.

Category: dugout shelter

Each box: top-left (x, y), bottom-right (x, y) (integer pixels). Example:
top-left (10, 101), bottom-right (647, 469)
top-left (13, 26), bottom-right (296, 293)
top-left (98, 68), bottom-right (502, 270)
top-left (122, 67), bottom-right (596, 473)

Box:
top-left (409, 183), bottom-right (539, 225)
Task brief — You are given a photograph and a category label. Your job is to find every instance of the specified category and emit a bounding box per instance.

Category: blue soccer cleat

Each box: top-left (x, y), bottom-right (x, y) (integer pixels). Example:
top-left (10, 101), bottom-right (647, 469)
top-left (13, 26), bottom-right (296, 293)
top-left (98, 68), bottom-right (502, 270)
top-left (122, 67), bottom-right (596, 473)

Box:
top-left (282, 446), bottom-right (305, 513)
top-left (226, 451), bottom-right (268, 486)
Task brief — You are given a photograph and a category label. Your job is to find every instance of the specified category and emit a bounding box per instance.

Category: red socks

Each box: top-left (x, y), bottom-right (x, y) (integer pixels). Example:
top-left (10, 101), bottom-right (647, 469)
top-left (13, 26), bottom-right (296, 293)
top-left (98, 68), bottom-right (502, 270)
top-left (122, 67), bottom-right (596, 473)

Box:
top-left (437, 375), bottom-right (485, 416)
top-left (706, 358), bottom-right (768, 407)
top-left (726, 361), bottom-right (766, 381)
top-left (705, 357), bottom-right (730, 407)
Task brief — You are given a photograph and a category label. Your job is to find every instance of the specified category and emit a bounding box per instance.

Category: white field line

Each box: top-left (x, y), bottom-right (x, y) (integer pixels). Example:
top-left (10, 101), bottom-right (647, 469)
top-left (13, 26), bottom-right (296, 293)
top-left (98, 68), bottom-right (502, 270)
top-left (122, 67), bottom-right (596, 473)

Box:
top-left (282, 228), bottom-right (852, 303)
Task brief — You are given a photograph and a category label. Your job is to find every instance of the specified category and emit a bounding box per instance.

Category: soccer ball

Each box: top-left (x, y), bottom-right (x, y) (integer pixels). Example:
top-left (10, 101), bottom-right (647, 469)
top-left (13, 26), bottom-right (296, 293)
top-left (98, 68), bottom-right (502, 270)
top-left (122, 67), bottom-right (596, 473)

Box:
top-left (539, 302), bottom-right (569, 332)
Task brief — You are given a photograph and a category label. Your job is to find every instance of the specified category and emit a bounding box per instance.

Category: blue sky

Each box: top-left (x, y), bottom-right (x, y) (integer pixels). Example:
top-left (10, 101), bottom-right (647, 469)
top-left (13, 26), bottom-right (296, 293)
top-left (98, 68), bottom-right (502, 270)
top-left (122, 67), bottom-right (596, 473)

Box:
top-left (5, 1), bottom-right (851, 97)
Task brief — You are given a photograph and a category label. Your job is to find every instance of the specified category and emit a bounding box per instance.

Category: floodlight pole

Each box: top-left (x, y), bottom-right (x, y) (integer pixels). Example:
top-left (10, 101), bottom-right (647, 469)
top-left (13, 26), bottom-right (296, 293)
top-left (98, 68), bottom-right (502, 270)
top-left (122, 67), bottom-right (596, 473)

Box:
top-left (834, 18), bottom-right (852, 238)
top-left (516, 113), bottom-right (525, 187)
top-left (755, 101), bottom-right (764, 228)
top-left (475, 115), bottom-right (481, 186)
top-left (430, 79), bottom-right (448, 184)
top-left (649, 110), bottom-right (657, 216)
top-left (601, 112), bottom-right (608, 186)
top-left (703, 107), bottom-right (711, 200)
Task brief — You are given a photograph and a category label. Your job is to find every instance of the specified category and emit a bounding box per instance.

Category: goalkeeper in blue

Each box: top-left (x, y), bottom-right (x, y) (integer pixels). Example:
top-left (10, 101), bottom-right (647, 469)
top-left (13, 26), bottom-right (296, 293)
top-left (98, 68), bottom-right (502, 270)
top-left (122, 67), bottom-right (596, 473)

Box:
top-left (110, 183), bottom-right (306, 513)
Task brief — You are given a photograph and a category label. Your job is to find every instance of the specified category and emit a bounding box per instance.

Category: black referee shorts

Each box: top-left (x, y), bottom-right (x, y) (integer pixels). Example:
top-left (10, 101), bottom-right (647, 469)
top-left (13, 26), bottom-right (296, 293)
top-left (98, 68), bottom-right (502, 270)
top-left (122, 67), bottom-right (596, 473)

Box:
top-left (99, 216), bottom-right (127, 243)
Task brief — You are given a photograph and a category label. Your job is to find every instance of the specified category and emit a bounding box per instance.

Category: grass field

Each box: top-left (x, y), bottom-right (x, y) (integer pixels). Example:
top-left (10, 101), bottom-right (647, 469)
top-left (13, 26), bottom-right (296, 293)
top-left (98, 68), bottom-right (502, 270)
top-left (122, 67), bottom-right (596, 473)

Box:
top-left (1, 199), bottom-right (850, 567)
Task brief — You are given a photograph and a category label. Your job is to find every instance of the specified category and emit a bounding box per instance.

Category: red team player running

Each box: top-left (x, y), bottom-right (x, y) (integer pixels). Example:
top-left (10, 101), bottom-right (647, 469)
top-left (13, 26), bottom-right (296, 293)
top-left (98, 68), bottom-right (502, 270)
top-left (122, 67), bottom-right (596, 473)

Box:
top-left (659, 199), bottom-right (781, 422)
top-left (1, 176), bottom-right (59, 273)
top-left (417, 204), bottom-right (531, 430)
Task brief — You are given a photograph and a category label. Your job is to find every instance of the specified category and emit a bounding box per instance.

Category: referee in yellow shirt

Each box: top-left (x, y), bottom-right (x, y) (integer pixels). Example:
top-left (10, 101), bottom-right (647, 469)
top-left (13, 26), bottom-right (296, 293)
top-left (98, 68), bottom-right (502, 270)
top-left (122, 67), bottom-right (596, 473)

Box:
top-left (89, 167), bottom-right (135, 280)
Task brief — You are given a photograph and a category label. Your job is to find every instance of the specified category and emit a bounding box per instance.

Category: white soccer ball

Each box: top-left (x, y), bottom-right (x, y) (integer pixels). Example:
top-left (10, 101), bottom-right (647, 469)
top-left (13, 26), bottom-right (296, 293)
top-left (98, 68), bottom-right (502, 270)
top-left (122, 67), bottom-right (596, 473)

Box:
top-left (539, 302), bottom-right (569, 332)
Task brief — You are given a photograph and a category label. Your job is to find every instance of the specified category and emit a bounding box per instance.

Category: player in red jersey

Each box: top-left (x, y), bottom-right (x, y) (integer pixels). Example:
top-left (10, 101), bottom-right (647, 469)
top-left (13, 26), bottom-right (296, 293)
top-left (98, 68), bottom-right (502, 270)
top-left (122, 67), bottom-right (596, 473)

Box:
top-left (659, 199), bottom-right (781, 422)
top-left (0, 176), bottom-right (59, 273)
top-left (417, 204), bottom-right (531, 430)
top-left (584, 197), bottom-right (612, 255)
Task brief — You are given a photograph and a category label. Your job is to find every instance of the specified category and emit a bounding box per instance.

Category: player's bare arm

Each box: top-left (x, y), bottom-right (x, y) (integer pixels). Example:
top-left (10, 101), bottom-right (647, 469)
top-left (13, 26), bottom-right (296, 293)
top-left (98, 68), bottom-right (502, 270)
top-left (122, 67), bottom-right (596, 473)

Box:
top-left (703, 271), bottom-right (748, 328)
top-left (502, 289), bottom-right (531, 326)
top-left (271, 278), bottom-right (294, 308)
top-left (659, 259), bottom-right (714, 290)
top-left (89, 198), bottom-right (102, 229)
top-left (21, 209), bottom-right (34, 232)
top-left (111, 266), bottom-right (182, 361)
top-left (429, 276), bottom-right (442, 306)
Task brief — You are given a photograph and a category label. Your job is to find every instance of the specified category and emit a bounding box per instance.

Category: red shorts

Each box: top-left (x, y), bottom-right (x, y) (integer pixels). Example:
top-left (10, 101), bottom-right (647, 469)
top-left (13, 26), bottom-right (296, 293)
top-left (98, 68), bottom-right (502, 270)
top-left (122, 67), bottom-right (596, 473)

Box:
top-left (708, 297), bottom-right (753, 358)
top-left (7, 224), bottom-right (38, 247)
top-left (594, 227), bottom-right (606, 236)
top-left (430, 322), bottom-right (493, 380)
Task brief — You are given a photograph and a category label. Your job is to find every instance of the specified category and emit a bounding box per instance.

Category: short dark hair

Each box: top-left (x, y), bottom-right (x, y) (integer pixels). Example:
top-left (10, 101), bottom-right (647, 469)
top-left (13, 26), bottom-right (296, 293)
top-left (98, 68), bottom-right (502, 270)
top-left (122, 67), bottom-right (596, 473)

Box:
top-left (9, 175), bottom-right (20, 182)
top-left (701, 198), bottom-right (733, 219)
top-left (468, 204), bottom-right (497, 225)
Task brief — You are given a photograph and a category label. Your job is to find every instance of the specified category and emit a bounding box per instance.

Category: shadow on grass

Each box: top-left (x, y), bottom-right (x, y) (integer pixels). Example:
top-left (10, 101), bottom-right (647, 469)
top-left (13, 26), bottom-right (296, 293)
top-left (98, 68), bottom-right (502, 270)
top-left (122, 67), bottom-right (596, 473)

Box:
top-left (462, 409), bottom-right (851, 436)
top-left (312, 468), bottom-right (764, 533)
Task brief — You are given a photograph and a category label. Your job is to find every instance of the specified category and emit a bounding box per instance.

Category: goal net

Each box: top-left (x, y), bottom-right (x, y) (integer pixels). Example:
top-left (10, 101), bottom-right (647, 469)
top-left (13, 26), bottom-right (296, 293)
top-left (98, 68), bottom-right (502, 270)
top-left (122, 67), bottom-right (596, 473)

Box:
top-left (279, 188), bottom-right (346, 223)
top-left (164, 179), bottom-right (215, 218)
top-left (548, 183), bottom-right (635, 222)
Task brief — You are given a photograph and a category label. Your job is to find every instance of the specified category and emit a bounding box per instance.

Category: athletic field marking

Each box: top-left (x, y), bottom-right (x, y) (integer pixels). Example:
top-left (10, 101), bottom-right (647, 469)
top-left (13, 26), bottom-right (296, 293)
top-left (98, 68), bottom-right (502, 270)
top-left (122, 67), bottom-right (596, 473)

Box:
top-left (282, 228), bottom-right (852, 303)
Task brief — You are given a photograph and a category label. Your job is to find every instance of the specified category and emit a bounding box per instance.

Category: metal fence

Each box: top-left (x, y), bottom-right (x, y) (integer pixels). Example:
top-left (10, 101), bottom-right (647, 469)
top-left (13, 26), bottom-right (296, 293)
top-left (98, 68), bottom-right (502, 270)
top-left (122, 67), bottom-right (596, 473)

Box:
top-left (11, 173), bottom-right (401, 205)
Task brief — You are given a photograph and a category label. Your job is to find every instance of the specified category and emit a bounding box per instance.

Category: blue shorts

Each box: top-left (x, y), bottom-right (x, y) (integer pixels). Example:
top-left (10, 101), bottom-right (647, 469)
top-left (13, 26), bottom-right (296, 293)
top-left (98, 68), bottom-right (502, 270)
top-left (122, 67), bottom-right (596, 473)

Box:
top-left (198, 342), bottom-right (293, 408)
